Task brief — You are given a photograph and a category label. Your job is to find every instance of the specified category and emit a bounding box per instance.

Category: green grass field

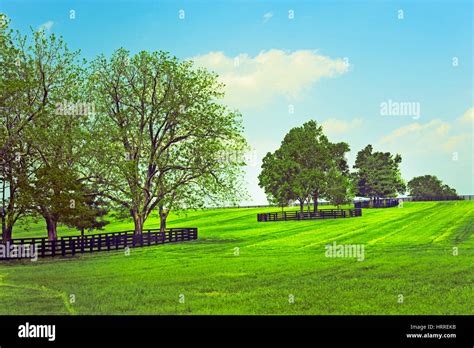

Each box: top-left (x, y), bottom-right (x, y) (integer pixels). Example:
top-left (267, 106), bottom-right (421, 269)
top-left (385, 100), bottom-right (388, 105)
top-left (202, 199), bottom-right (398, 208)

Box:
top-left (0, 201), bottom-right (473, 315)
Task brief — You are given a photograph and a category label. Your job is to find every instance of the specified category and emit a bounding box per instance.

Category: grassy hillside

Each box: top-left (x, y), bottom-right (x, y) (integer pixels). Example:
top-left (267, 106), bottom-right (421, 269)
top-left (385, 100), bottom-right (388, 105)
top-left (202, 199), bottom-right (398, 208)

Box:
top-left (0, 201), bottom-right (473, 315)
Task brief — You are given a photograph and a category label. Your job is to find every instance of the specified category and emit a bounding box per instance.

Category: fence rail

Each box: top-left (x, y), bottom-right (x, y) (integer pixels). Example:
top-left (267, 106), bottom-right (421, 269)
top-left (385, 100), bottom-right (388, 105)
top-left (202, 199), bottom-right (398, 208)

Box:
top-left (257, 208), bottom-right (362, 222)
top-left (0, 228), bottom-right (198, 260)
top-left (354, 199), bottom-right (399, 209)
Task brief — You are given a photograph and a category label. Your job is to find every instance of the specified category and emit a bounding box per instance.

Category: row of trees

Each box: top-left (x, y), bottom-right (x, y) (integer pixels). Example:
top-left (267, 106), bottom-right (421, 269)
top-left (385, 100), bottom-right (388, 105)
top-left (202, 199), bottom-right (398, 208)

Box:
top-left (258, 121), bottom-right (458, 211)
top-left (0, 17), bottom-right (247, 241)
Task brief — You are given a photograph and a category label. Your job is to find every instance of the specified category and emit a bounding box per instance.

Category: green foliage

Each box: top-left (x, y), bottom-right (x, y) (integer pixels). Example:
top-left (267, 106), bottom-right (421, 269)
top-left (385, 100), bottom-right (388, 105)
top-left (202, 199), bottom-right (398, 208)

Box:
top-left (258, 120), bottom-right (351, 211)
top-left (353, 145), bottom-right (406, 199)
top-left (0, 17), bottom-right (85, 240)
top-left (408, 175), bottom-right (457, 198)
top-left (259, 151), bottom-right (297, 207)
top-left (325, 169), bottom-right (354, 207)
top-left (26, 164), bottom-right (109, 235)
top-left (62, 186), bottom-right (109, 234)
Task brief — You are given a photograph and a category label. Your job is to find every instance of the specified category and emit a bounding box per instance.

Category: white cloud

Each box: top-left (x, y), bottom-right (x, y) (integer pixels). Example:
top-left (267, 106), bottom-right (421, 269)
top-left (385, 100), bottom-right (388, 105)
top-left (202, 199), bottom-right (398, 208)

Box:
top-left (38, 20), bottom-right (54, 32)
top-left (190, 49), bottom-right (349, 109)
top-left (379, 118), bottom-right (470, 154)
top-left (321, 118), bottom-right (363, 135)
top-left (376, 109), bottom-right (473, 195)
top-left (459, 107), bottom-right (474, 123)
top-left (263, 12), bottom-right (273, 23)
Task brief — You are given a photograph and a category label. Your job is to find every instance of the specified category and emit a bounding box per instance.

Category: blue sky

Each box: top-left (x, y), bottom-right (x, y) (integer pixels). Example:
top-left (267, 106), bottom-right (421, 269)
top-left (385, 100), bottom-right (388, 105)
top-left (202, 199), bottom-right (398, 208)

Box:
top-left (1, 0), bottom-right (472, 203)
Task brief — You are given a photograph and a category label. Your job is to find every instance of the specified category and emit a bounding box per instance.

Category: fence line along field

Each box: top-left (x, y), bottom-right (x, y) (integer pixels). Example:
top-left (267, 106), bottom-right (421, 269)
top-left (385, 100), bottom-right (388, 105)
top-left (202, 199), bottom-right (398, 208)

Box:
top-left (0, 201), bottom-right (473, 315)
top-left (257, 208), bottom-right (362, 222)
top-left (1, 228), bottom-right (198, 259)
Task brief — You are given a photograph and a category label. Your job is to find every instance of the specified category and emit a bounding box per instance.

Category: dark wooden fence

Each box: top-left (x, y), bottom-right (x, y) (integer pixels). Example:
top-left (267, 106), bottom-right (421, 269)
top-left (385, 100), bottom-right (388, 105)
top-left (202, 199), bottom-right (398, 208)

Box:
top-left (354, 199), bottom-right (399, 209)
top-left (0, 228), bottom-right (198, 260)
top-left (257, 208), bottom-right (362, 222)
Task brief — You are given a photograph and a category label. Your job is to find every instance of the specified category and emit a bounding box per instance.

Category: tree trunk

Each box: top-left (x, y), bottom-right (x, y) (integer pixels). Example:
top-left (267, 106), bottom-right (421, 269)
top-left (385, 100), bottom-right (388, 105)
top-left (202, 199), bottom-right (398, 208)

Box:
top-left (159, 206), bottom-right (169, 233)
top-left (45, 216), bottom-right (58, 241)
top-left (132, 212), bottom-right (144, 236)
top-left (1, 173), bottom-right (7, 242)
top-left (313, 192), bottom-right (318, 212)
top-left (2, 224), bottom-right (12, 243)
top-left (1, 210), bottom-right (6, 242)
top-left (299, 200), bottom-right (304, 214)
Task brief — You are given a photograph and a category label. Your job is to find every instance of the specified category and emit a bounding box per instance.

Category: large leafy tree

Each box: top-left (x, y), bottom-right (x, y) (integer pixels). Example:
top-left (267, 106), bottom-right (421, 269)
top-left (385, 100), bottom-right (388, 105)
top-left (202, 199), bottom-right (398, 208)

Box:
top-left (0, 17), bottom-right (106, 241)
top-left (0, 16), bottom-right (31, 242)
top-left (407, 175), bottom-right (457, 199)
top-left (1, 18), bottom-right (84, 241)
top-left (18, 30), bottom-right (96, 241)
top-left (88, 49), bottom-right (247, 235)
top-left (353, 145), bottom-right (406, 200)
top-left (258, 120), bottom-right (351, 213)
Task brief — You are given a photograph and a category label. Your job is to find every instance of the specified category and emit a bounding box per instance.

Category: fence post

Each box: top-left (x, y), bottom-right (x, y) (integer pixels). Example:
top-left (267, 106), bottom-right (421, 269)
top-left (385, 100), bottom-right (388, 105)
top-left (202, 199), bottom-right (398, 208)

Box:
top-left (71, 237), bottom-right (75, 255)
top-left (61, 238), bottom-right (66, 256)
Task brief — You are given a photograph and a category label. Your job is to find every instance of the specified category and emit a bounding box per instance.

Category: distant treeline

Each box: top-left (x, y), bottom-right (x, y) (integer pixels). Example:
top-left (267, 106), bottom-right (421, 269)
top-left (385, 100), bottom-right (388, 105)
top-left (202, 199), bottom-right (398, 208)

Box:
top-left (203, 195), bottom-right (473, 209)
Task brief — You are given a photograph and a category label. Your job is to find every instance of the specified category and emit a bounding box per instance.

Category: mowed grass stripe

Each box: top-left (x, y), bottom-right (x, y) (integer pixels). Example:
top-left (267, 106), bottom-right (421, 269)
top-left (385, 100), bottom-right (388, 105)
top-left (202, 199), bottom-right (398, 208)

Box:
top-left (0, 201), bottom-right (472, 315)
